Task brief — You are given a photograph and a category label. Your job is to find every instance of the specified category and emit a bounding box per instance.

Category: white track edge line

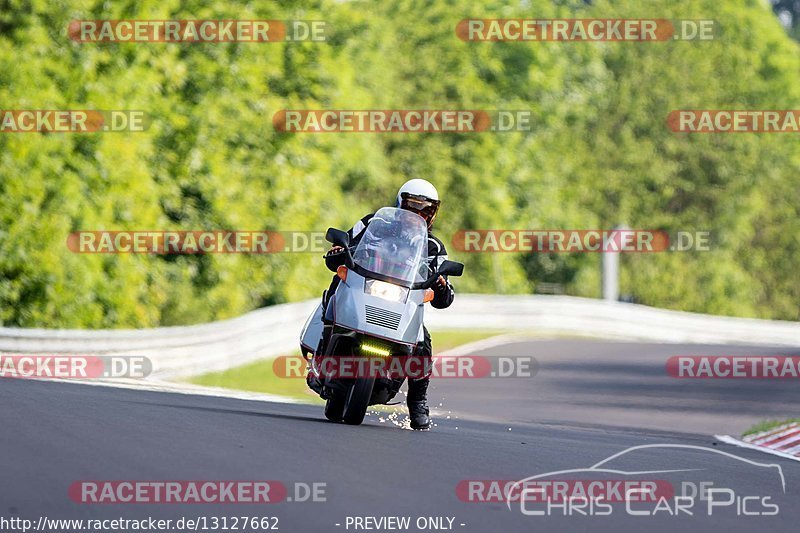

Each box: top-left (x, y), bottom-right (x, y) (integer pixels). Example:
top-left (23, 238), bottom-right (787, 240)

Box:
top-left (28, 377), bottom-right (308, 405)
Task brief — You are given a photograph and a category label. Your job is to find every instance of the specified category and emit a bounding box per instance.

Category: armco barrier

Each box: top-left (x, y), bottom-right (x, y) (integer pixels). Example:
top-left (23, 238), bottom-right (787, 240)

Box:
top-left (0, 295), bottom-right (798, 379)
top-left (0, 300), bottom-right (318, 380)
top-left (425, 295), bottom-right (800, 346)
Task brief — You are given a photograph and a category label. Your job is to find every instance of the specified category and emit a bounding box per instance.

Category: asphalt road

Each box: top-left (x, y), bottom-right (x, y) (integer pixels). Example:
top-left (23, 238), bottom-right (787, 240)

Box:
top-left (428, 339), bottom-right (800, 435)
top-left (1, 339), bottom-right (799, 533)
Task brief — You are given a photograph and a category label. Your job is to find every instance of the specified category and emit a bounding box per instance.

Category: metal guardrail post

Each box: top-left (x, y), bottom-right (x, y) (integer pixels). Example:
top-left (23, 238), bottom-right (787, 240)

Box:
top-left (602, 225), bottom-right (629, 302)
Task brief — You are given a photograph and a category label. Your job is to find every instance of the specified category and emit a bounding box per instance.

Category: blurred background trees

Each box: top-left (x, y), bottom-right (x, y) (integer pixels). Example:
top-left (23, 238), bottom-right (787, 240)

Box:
top-left (0, 0), bottom-right (798, 327)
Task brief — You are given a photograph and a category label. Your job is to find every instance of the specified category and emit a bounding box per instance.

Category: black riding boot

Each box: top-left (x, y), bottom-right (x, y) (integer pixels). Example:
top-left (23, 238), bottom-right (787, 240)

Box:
top-left (407, 376), bottom-right (431, 430)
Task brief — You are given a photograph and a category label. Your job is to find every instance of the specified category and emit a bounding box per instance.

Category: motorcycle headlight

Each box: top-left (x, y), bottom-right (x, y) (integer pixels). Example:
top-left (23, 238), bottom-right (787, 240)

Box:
top-left (364, 279), bottom-right (409, 303)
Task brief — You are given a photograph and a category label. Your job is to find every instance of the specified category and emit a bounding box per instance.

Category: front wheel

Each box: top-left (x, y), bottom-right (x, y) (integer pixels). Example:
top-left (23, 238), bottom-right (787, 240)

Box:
top-left (342, 377), bottom-right (375, 425)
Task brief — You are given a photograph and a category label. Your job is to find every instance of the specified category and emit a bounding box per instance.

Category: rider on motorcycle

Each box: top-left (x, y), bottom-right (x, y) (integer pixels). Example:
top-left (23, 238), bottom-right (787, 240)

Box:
top-left (323, 179), bottom-right (455, 429)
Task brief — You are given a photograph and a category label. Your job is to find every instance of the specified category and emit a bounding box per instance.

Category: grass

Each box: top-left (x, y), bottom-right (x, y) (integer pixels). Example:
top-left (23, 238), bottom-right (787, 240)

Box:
top-left (189, 329), bottom-right (506, 401)
top-left (423, 329), bottom-right (508, 353)
top-left (191, 353), bottom-right (322, 402)
top-left (743, 418), bottom-right (800, 437)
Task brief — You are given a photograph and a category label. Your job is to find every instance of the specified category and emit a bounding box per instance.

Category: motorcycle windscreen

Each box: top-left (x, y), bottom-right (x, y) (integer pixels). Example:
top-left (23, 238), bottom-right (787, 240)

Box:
top-left (352, 207), bottom-right (428, 287)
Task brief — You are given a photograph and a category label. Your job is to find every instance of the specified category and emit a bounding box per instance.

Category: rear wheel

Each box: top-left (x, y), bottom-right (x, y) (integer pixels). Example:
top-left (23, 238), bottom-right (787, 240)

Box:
top-left (342, 377), bottom-right (375, 425)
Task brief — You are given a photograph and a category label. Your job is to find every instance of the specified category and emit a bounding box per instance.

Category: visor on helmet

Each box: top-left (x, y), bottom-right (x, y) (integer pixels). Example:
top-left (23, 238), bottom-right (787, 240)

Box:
top-left (400, 193), bottom-right (440, 226)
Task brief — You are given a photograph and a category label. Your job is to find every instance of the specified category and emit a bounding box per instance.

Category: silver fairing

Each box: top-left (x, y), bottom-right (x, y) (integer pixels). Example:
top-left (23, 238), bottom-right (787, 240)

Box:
top-left (300, 270), bottom-right (425, 344)
top-left (299, 272), bottom-right (426, 352)
top-left (329, 270), bottom-right (425, 345)
top-left (300, 301), bottom-right (324, 352)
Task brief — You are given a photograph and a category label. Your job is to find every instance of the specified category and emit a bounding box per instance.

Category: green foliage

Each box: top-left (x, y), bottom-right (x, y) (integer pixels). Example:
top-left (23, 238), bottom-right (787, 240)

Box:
top-left (0, 0), bottom-right (798, 327)
top-left (743, 418), bottom-right (800, 436)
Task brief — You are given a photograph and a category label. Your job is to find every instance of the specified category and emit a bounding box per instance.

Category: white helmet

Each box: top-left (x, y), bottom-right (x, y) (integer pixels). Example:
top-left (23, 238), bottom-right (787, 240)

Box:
top-left (396, 179), bottom-right (440, 228)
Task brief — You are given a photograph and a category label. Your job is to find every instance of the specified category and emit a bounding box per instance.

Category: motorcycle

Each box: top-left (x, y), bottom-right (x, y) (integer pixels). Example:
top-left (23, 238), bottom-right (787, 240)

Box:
top-left (299, 207), bottom-right (464, 425)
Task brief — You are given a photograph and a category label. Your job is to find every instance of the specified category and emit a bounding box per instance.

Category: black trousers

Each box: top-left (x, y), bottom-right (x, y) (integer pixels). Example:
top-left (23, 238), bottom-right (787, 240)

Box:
top-left (417, 326), bottom-right (432, 359)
